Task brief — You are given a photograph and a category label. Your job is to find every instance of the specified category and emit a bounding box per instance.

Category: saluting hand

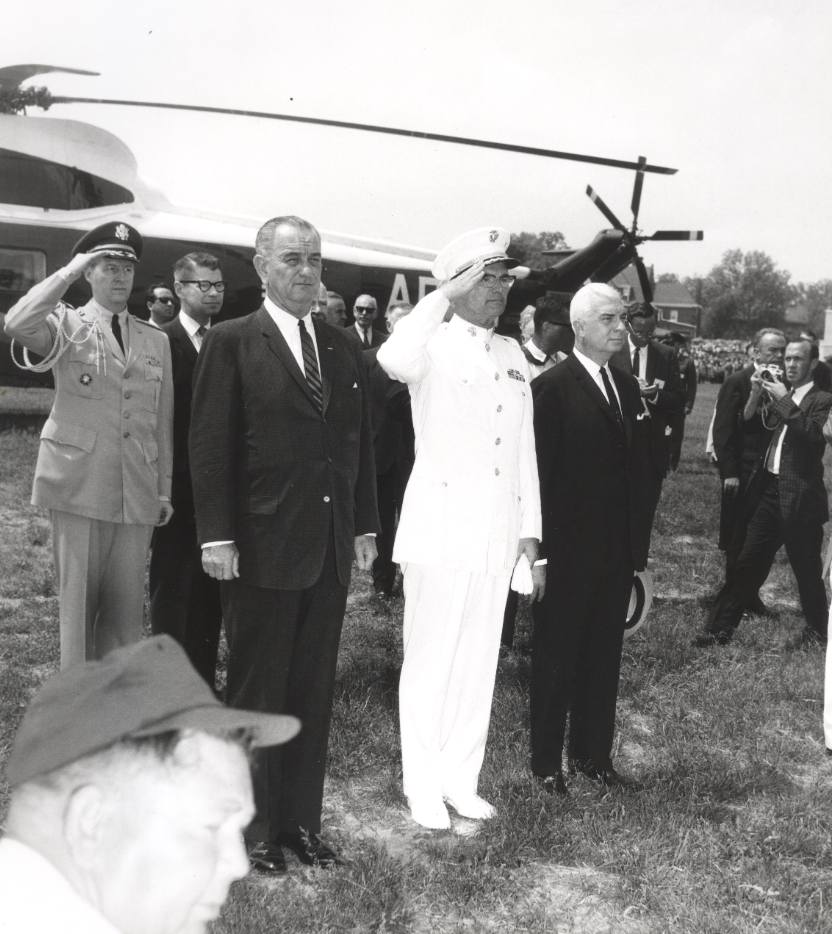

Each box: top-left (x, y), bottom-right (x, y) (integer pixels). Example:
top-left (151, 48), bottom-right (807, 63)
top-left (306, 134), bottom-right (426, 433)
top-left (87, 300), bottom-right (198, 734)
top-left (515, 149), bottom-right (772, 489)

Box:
top-left (202, 543), bottom-right (240, 580)
top-left (438, 260), bottom-right (486, 303)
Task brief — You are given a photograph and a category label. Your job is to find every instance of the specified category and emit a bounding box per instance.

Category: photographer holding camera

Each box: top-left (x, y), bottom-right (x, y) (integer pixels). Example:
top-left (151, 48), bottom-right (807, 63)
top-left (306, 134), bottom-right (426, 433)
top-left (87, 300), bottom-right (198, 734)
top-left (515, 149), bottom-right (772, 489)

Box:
top-left (696, 338), bottom-right (832, 647)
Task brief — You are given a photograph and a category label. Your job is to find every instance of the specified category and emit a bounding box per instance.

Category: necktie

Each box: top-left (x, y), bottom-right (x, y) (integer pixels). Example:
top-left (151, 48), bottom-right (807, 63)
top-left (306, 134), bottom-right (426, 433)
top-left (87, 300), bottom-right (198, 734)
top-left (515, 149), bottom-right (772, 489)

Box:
top-left (600, 366), bottom-right (624, 431)
top-left (765, 390), bottom-right (794, 472)
top-left (632, 346), bottom-right (640, 377)
top-left (196, 325), bottom-right (207, 350)
top-left (111, 314), bottom-right (125, 355)
top-left (298, 320), bottom-right (323, 412)
top-left (363, 330), bottom-right (370, 348)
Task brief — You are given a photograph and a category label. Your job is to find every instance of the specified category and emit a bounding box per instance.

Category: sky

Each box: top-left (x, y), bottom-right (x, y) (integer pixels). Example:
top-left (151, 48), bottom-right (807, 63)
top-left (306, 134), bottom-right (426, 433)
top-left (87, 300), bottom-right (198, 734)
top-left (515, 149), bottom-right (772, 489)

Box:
top-left (6, 0), bottom-right (832, 285)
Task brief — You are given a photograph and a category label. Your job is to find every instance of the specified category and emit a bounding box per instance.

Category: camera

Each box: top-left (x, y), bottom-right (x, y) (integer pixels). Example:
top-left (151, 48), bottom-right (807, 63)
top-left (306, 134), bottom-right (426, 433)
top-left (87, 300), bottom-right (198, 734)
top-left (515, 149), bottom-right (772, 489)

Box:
top-left (755, 363), bottom-right (783, 383)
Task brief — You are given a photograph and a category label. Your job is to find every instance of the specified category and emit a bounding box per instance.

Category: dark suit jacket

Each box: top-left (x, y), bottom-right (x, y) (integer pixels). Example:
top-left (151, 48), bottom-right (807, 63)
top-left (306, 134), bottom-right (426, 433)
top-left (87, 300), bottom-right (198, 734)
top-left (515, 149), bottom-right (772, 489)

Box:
top-left (363, 347), bottom-right (403, 475)
top-left (189, 307), bottom-right (380, 589)
top-left (712, 365), bottom-right (773, 482)
top-left (532, 354), bottom-right (648, 575)
top-left (611, 339), bottom-right (685, 476)
top-left (750, 385), bottom-right (832, 525)
top-left (161, 316), bottom-right (199, 518)
top-left (344, 325), bottom-right (388, 351)
top-left (680, 357), bottom-right (697, 408)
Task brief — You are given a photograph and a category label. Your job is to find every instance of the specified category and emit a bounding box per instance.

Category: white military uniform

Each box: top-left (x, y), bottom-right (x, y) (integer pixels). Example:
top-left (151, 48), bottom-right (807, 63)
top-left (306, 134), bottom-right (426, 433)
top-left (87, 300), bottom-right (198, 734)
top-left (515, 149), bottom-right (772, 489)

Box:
top-left (4, 273), bottom-right (173, 668)
top-left (378, 289), bottom-right (541, 806)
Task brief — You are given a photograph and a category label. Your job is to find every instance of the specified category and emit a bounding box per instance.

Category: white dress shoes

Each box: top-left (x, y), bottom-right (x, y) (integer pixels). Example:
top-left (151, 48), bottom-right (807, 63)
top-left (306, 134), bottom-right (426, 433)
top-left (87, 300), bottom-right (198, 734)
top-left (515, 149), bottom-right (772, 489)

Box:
top-left (443, 793), bottom-right (496, 820)
top-left (408, 797), bottom-right (451, 829)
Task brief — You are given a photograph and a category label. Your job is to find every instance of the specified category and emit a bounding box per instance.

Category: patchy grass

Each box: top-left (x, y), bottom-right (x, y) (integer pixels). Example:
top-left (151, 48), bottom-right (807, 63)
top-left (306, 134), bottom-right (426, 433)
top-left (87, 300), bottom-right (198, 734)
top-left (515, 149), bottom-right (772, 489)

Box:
top-left (1, 383), bottom-right (832, 933)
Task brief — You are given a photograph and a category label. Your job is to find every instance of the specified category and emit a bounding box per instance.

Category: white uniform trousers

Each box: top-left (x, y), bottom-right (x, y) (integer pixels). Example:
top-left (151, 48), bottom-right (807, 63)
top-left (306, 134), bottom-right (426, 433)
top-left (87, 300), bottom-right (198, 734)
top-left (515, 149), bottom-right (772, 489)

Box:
top-left (824, 568), bottom-right (832, 750)
top-left (399, 562), bottom-right (511, 802)
top-left (51, 510), bottom-right (153, 669)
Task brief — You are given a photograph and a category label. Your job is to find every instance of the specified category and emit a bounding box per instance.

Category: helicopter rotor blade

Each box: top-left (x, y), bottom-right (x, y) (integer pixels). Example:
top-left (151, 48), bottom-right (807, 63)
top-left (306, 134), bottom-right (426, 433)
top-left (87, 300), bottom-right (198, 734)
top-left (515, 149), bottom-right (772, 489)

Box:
top-left (630, 155), bottom-right (646, 233)
top-left (634, 255), bottom-right (654, 305)
top-left (0, 64), bottom-right (99, 93)
top-left (586, 186), bottom-right (629, 233)
top-left (647, 230), bottom-right (704, 241)
top-left (47, 95), bottom-right (679, 175)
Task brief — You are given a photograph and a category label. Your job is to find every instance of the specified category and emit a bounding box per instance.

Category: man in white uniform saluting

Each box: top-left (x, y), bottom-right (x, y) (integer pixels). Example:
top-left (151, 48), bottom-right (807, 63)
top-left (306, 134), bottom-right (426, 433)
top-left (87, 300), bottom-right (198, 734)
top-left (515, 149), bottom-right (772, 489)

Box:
top-left (378, 227), bottom-right (543, 829)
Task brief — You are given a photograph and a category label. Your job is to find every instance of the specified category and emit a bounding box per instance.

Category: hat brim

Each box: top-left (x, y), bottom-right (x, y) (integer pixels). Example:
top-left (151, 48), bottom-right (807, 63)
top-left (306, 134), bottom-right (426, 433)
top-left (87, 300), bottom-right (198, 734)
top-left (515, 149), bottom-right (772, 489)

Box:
top-left (624, 569), bottom-right (654, 637)
top-left (91, 247), bottom-right (140, 262)
top-left (451, 255), bottom-right (522, 279)
top-left (132, 705), bottom-right (301, 748)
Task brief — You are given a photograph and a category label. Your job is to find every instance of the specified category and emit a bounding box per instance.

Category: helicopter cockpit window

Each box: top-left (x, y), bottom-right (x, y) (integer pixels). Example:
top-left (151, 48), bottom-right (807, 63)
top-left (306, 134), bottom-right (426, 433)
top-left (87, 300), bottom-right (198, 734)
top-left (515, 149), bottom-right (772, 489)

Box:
top-left (0, 249), bottom-right (46, 293)
top-left (0, 149), bottom-right (134, 210)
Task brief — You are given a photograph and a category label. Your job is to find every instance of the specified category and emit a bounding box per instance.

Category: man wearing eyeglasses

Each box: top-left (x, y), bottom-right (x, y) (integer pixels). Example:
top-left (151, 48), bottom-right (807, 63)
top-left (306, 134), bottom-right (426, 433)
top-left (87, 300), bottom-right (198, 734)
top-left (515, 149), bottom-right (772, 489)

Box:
top-left (149, 253), bottom-right (226, 689)
top-left (610, 303), bottom-right (684, 555)
top-left (346, 294), bottom-right (387, 349)
top-left (378, 227), bottom-right (542, 829)
top-left (145, 284), bottom-right (177, 328)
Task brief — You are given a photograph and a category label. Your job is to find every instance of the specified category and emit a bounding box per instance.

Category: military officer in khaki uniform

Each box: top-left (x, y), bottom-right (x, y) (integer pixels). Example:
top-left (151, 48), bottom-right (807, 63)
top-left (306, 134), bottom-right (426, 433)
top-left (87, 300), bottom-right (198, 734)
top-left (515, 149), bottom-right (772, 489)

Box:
top-left (378, 228), bottom-right (542, 829)
top-left (4, 222), bottom-right (174, 669)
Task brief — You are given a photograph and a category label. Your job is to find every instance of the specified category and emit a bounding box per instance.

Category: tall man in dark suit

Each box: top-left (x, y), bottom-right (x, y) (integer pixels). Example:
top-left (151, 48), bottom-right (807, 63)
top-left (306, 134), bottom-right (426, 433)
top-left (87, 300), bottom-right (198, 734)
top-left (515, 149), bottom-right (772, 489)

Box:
top-left (149, 253), bottom-right (226, 688)
top-left (531, 283), bottom-right (648, 796)
top-left (611, 304), bottom-right (684, 555)
top-left (665, 331), bottom-right (697, 471)
top-left (189, 216), bottom-right (379, 873)
top-left (712, 329), bottom-right (785, 612)
top-left (345, 294), bottom-right (388, 349)
top-left (698, 339), bottom-right (832, 646)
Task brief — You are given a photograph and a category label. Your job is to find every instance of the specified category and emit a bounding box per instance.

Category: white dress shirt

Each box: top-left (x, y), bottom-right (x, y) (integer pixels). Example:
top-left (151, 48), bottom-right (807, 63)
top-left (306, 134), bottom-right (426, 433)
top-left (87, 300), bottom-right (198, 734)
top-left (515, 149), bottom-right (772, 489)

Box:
top-left (572, 347), bottom-right (623, 411)
top-left (770, 382), bottom-right (812, 474)
top-left (178, 310), bottom-right (210, 351)
top-left (265, 296), bottom-right (320, 371)
top-left (89, 298), bottom-right (129, 360)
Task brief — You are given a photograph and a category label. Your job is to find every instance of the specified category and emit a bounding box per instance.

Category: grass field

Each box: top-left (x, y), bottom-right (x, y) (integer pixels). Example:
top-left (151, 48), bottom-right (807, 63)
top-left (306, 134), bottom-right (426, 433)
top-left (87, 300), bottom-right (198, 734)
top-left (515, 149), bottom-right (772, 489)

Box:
top-left (1, 382), bottom-right (831, 933)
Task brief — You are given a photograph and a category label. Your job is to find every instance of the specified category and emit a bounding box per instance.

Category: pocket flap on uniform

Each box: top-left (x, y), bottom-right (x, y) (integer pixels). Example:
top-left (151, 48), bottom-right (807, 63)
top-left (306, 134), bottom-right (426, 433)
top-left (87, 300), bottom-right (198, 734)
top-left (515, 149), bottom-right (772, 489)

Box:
top-left (41, 418), bottom-right (97, 453)
top-left (143, 441), bottom-right (158, 465)
top-left (246, 495), bottom-right (280, 515)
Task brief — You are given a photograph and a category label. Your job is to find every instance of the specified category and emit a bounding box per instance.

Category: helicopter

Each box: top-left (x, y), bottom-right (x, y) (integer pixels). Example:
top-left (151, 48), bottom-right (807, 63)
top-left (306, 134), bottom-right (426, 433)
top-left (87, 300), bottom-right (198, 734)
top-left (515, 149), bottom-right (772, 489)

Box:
top-left (0, 64), bottom-right (702, 387)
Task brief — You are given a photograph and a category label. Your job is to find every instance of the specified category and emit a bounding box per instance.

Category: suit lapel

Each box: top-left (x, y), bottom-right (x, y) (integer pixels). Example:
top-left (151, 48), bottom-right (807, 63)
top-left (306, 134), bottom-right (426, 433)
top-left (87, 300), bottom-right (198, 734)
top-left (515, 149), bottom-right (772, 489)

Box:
top-left (256, 306), bottom-right (317, 409)
top-left (645, 342), bottom-right (655, 385)
top-left (313, 318), bottom-right (334, 415)
top-left (567, 354), bottom-right (624, 433)
top-left (173, 318), bottom-right (199, 369)
top-left (611, 366), bottom-right (634, 447)
top-left (613, 345), bottom-right (633, 376)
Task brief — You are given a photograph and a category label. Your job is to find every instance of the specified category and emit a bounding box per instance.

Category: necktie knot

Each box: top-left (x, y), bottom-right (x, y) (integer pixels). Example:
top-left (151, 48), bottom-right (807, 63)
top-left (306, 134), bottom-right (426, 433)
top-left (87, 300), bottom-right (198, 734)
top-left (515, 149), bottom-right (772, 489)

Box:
top-left (111, 314), bottom-right (125, 354)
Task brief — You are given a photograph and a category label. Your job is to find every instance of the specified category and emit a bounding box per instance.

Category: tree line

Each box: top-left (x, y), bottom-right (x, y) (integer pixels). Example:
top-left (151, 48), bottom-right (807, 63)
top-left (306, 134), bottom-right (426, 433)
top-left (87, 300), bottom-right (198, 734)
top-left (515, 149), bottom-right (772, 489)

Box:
top-left (510, 232), bottom-right (832, 341)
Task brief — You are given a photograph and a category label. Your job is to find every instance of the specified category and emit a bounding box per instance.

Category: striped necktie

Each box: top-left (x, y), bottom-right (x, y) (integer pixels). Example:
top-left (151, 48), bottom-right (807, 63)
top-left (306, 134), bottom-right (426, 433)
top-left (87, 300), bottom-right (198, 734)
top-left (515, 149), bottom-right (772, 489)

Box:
top-left (298, 319), bottom-right (323, 412)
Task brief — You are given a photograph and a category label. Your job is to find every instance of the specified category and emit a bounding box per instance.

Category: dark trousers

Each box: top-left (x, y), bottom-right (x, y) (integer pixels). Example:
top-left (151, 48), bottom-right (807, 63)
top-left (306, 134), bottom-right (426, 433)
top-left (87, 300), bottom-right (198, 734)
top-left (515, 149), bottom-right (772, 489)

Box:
top-left (669, 412), bottom-right (686, 471)
top-left (708, 473), bottom-right (827, 637)
top-left (149, 513), bottom-right (222, 688)
top-left (501, 589), bottom-right (519, 649)
top-left (373, 466), bottom-right (398, 594)
top-left (530, 560), bottom-right (634, 776)
top-left (222, 532), bottom-right (349, 841)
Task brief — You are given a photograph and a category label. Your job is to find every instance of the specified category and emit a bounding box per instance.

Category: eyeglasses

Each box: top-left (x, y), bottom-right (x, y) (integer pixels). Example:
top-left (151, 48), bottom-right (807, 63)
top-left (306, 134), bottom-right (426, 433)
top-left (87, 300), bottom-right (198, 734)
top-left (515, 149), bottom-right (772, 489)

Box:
top-left (178, 280), bottom-right (228, 293)
top-left (354, 306), bottom-right (376, 313)
top-left (154, 296), bottom-right (174, 304)
top-left (480, 274), bottom-right (516, 288)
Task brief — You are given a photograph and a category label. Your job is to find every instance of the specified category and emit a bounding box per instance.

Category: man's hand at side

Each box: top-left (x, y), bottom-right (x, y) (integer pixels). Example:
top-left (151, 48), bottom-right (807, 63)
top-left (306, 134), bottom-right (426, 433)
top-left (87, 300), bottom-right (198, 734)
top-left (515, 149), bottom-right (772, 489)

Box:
top-left (517, 537), bottom-right (545, 602)
top-left (354, 535), bottom-right (377, 571)
top-left (202, 543), bottom-right (240, 580)
top-left (156, 502), bottom-right (174, 527)
top-left (723, 477), bottom-right (741, 495)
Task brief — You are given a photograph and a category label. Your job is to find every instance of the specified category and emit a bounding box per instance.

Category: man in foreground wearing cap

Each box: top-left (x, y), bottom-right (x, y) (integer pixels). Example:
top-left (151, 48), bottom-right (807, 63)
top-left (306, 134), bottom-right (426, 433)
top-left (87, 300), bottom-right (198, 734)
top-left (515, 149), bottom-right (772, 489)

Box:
top-left (378, 227), bottom-right (542, 829)
top-left (3, 223), bottom-right (174, 669)
top-left (0, 636), bottom-right (299, 933)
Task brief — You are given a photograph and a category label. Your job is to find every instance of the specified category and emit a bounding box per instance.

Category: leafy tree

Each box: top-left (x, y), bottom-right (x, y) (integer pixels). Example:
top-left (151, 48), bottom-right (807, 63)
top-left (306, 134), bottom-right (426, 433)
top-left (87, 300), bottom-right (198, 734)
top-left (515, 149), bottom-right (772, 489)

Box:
top-left (691, 250), bottom-right (794, 338)
top-left (795, 279), bottom-right (832, 337)
top-left (657, 272), bottom-right (680, 283)
top-left (509, 231), bottom-right (569, 270)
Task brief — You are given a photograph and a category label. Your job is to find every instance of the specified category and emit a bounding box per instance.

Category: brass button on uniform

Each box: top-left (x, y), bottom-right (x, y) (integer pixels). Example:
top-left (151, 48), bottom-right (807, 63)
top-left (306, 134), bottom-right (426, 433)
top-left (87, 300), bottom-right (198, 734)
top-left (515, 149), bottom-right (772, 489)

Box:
top-left (124, 391), bottom-right (131, 399)
top-left (497, 405), bottom-right (502, 412)
top-left (495, 438), bottom-right (501, 445)
top-left (123, 412), bottom-right (131, 419)
top-left (123, 431), bottom-right (130, 439)
top-left (323, 496), bottom-right (331, 503)
top-left (495, 468), bottom-right (500, 476)
top-left (494, 373), bottom-right (500, 380)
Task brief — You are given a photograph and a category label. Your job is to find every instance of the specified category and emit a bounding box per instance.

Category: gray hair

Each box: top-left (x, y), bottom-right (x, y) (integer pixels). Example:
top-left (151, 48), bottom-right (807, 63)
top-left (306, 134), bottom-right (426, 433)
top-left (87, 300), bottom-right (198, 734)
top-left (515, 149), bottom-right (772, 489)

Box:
top-left (255, 216), bottom-right (319, 257)
top-left (753, 327), bottom-right (786, 348)
top-left (570, 283), bottom-right (624, 326)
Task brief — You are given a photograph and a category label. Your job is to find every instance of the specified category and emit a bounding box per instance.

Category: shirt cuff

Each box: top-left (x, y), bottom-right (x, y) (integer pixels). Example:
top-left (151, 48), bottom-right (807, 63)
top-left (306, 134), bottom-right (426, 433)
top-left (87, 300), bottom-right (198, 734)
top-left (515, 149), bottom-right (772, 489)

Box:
top-left (534, 558), bottom-right (547, 566)
top-left (363, 533), bottom-right (377, 537)
top-left (202, 541), bottom-right (234, 548)
top-left (159, 496), bottom-right (170, 502)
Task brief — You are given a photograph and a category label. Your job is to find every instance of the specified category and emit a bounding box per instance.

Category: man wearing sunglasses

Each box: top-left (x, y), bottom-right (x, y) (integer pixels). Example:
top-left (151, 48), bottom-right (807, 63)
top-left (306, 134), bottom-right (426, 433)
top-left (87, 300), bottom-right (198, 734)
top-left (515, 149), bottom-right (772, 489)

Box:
top-left (149, 253), bottom-right (227, 690)
top-left (145, 284), bottom-right (177, 328)
top-left (346, 294), bottom-right (387, 349)
top-left (378, 227), bottom-right (542, 830)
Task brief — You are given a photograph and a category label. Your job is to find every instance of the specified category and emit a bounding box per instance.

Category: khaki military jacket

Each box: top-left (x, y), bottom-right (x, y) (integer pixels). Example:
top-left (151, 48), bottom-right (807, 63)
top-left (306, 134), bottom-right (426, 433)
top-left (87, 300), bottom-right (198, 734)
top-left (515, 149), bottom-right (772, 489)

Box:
top-left (5, 278), bottom-right (173, 525)
top-left (378, 290), bottom-right (541, 575)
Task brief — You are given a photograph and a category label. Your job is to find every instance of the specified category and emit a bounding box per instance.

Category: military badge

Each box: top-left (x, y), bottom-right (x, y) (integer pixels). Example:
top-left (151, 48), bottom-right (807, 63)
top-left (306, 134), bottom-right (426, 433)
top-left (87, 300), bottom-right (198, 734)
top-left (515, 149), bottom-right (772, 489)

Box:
top-left (507, 369), bottom-right (526, 382)
top-left (488, 230), bottom-right (499, 242)
top-left (467, 327), bottom-right (477, 337)
top-left (145, 355), bottom-right (161, 367)
top-left (115, 223), bottom-right (130, 241)
top-left (79, 373), bottom-right (93, 386)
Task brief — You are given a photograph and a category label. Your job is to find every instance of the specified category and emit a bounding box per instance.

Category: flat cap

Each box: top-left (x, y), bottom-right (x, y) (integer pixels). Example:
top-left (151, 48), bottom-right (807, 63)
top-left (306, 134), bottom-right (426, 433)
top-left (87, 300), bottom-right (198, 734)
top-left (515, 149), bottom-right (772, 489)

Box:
top-left (432, 227), bottom-right (520, 281)
top-left (72, 221), bottom-right (143, 262)
top-left (6, 636), bottom-right (300, 786)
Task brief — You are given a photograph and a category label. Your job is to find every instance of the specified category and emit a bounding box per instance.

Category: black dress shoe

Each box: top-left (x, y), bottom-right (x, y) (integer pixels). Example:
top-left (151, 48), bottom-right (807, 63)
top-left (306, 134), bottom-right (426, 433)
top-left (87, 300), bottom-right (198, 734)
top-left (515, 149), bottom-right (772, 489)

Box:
top-left (575, 763), bottom-right (643, 791)
top-left (692, 630), bottom-right (732, 647)
top-left (276, 831), bottom-right (342, 868)
top-left (537, 771), bottom-right (568, 797)
top-left (248, 841), bottom-right (287, 874)
top-left (744, 595), bottom-right (773, 617)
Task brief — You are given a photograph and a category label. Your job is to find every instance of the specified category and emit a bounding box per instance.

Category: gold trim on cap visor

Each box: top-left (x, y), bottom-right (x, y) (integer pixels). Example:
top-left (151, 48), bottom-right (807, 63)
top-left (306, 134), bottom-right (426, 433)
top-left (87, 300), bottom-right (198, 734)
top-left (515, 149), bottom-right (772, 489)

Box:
top-left (452, 252), bottom-right (508, 276)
